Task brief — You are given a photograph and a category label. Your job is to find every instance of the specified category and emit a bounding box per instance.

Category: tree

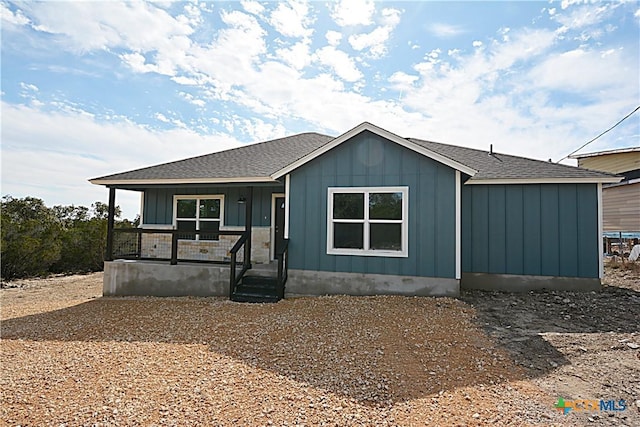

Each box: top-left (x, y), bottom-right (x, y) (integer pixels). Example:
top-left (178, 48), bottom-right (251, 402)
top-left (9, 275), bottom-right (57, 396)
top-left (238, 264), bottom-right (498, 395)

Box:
top-left (2, 196), bottom-right (128, 280)
top-left (1, 196), bottom-right (62, 280)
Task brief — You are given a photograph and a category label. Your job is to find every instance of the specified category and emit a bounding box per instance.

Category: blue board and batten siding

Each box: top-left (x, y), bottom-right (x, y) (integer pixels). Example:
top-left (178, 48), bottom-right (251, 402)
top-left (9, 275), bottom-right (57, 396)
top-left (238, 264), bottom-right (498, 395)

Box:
top-left (143, 185), bottom-right (284, 227)
top-left (288, 130), bottom-right (457, 279)
top-left (461, 183), bottom-right (599, 278)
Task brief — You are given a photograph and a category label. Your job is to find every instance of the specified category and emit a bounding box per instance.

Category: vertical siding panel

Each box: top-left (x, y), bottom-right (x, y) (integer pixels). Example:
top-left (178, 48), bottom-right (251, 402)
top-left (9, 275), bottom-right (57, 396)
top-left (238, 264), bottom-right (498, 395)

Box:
top-left (471, 185), bottom-right (489, 273)
top-left (558, 185), bottom-right (578, 277)
top-left (461, 185), bottom-right (472, 272)
top-left (540, 185), bottom-right (560, 276)
top-left (577, 184), bottom-right (598, 278)
top-left (420, 167), bottom-right (437, 277)
top-left (405, 174), bottom-right (420, 277)
top-left (288, 174), bottom-right (305, 270)
top-left (436, 167), bottom-right (455, 277)
top-left (321, 175), bottom-right (339, 273)
top-left (488, 185), bottom-right (507, 274)
top-left (505, 185), bottom-right (524, 274)
top-left (523, 185), bottom-right (541, 275)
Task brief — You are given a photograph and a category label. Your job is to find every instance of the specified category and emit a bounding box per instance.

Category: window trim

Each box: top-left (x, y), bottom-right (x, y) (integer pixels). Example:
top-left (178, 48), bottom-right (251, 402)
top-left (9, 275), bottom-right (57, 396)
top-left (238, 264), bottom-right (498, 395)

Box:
top-left (327, 186), bottom-right (409, 257)
top-left (173, 195), bottom-right (225, 241)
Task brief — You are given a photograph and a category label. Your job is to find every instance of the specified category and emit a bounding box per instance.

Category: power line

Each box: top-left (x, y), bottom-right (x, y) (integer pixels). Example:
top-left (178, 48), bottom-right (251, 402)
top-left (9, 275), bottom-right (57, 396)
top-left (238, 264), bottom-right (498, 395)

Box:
top-left (556, 104), bottom-right (640, 163)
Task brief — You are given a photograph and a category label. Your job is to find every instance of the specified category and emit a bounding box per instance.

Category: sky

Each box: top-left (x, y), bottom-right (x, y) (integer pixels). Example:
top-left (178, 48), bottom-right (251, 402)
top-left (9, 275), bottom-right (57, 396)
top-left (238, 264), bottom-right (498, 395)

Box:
top-left (1, 0), bottom-right (639, 219)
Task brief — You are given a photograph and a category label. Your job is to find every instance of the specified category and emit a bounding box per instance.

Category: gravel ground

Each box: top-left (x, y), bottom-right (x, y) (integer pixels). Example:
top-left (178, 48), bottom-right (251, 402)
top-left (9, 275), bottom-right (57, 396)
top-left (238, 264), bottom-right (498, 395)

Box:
top-left (1, 265), bottom-right (638, 426)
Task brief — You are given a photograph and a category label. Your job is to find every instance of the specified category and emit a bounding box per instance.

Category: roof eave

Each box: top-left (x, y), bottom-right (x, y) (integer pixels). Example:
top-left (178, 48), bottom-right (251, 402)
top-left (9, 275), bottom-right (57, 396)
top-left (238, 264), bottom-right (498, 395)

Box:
top-left (89, 176), bottom-right (279, 186)
top-left (465, 177), bottom-right (623, 185)
top-left (271, 122), bottom-right (477, 179)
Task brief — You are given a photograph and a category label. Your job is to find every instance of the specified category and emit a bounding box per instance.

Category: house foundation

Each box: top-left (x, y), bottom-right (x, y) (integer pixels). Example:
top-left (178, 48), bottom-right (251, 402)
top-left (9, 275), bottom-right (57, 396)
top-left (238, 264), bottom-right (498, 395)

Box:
top-left (286, 269), bottom-right (460, 297)
top-left (460, 272), bottom-right (601, 292)
top-left (103, 260), bottom-right (230, 297)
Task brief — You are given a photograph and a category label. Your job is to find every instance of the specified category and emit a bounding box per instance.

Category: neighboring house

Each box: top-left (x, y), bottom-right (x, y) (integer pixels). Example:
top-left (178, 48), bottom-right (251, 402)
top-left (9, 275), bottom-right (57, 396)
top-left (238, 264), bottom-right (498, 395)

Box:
top-left (91, 122), bottom-right (620, 301)
top-left (570, 147), bottom-right (640, 237)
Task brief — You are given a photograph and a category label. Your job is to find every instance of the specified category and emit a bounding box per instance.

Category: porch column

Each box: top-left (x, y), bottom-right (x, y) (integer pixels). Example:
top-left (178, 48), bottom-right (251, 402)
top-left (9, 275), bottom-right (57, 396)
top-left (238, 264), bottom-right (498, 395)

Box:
top-left (244, 186), bottom-right (253, 269)
top-left (105, 187), bottom-right (116, 261)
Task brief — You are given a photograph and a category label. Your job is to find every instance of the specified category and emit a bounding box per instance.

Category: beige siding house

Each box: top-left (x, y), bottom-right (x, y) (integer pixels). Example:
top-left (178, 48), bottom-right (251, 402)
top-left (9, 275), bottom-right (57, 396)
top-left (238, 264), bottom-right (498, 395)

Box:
top-left (571, 147), bottom-right (640, 237)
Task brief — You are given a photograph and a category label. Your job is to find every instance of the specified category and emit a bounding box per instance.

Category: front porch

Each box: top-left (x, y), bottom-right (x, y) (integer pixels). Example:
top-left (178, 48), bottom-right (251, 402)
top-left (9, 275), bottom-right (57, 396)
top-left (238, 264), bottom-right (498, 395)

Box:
top-left (104, 186), bottom-right (289, 302)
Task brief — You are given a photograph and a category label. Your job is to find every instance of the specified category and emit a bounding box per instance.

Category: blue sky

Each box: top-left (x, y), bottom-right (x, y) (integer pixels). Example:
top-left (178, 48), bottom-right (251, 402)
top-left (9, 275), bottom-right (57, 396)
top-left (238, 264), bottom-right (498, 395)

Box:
top-left (2, 0), bottom-right (639, 219)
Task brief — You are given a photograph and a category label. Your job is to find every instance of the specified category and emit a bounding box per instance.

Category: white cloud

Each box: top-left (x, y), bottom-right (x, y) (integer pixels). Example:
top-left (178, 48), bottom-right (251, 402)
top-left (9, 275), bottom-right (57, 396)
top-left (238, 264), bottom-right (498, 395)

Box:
top-left (1, 2), bottom-right (30, 26)
top-left (552, 2), bottom-right (618, 30)
top-left (380, 8), bottom-right (401, 27)
top-left (347, 7), bottom-right (401, 58)
top-left (314, 46), bottom-right (363, 82)
top-left (275, 39), bottom-right (312, 70)
top-left (241, 0), bottom-right (265, 16)
top-left (326, 30), bottom-right (342, 46)
top-left (1, 102), bottom-right (242, 218)
top-left (528, 48), bottom-right (634, 94)
top-left (269, 0), bottom-right (313, 38)
top-left (348, 26), bottom-right (392, 58)
top-left (388, 72), bottom-right (418, 86)
top-left (330, 0), bottom-right (375, 27)
top-left (16, 1), bottom-right (195, 53)
top-left (472, 40), bottom-right (483, 48)
top-left (429, 23), bottom-right (466, 38)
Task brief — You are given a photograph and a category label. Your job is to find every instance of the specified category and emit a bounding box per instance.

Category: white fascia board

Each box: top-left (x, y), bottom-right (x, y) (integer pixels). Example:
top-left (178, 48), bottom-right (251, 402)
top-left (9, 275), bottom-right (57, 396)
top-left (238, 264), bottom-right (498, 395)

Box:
top-left (465, 177), bottom-right (623, 185)
top-left (89, 176), bottom-right (278, 186)
top-left (569, 146), bottom-right (640, 159)
top-left (271, 122), bottom-right (477, 179)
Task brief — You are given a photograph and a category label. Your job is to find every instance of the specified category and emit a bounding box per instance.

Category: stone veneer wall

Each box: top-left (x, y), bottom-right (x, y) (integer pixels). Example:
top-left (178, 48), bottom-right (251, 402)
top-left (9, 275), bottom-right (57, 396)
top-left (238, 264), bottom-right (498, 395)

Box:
top-left (140, 226), bottom-right (271, 264)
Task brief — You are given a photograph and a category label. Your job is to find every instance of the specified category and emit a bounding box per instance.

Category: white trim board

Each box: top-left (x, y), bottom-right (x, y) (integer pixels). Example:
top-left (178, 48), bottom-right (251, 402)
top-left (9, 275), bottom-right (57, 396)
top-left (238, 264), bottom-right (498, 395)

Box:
top-left (271, 122), bottom-right (477, 179)
top-left (270, 193), bottom-right (285, 261)
top-left (90, 176), bottom-right (278, 186)
top-left (466, 177), bottom-right (622, 185)
top-left (455, 171), bottom-right (461, 280)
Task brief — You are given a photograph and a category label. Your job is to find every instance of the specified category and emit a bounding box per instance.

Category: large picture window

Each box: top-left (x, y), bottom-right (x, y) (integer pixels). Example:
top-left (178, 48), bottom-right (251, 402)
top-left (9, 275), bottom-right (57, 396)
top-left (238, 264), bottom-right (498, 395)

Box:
top-left (327, 187), bottom-right (408, 257)
top-left (173, 195), bottom-right (224, 240)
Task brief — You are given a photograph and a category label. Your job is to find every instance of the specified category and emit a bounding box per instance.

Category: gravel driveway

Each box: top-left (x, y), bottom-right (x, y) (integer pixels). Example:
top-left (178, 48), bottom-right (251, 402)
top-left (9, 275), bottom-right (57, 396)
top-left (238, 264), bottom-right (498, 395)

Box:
top-left (1, 268), bottom-right (638, 426)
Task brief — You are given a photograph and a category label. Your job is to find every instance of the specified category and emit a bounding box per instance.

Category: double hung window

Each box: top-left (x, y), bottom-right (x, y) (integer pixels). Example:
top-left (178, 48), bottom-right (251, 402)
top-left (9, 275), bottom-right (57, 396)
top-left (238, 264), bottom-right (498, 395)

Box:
top-left (174, 196), bottom-right (223, 240)
top-left (327, 187), bottom-right (408, 257)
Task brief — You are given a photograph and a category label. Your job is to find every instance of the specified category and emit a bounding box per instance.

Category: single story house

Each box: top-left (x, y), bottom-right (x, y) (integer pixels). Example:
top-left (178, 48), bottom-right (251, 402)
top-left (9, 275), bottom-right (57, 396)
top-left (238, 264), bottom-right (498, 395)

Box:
top-left (90, 122), bottom-right (620, 301)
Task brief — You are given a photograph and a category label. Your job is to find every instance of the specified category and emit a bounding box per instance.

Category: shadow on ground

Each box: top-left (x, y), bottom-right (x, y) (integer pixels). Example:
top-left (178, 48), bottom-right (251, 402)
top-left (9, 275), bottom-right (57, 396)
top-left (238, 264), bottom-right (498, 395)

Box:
top-left (460, 284), bottom-right (640, 373)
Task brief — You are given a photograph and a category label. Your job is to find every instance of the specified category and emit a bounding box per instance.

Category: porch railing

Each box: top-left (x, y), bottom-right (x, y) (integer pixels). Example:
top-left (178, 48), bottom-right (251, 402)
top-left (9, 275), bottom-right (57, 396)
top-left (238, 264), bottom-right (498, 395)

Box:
top-left (109, 228), bottom-right (248, 265)
top-left (229, 232), bottom-right (251, 297)
top-left (276, 239), bottom-right (289, 299)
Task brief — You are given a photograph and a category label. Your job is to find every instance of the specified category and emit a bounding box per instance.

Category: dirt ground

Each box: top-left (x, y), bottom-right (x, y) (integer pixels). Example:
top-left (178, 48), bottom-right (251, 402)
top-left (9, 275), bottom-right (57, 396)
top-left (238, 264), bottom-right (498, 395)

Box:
top-left (1, 264), bottom-right (638, 426)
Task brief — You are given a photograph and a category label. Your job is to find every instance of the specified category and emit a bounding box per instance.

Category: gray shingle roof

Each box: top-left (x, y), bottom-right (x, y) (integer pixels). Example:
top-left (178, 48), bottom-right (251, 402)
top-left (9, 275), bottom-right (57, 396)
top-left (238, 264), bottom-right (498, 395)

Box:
top-left (408, 138), bottom-right (618, 181)
top-left (91, 125), bottom-right (619, 185)
top-left (91, 132), bottom-right (333, 182)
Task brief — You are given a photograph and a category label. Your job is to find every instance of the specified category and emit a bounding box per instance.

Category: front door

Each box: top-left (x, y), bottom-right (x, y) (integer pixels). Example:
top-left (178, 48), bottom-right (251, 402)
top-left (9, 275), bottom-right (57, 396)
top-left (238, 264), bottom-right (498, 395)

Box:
top-left (274, 197), bottom-right (285, 259)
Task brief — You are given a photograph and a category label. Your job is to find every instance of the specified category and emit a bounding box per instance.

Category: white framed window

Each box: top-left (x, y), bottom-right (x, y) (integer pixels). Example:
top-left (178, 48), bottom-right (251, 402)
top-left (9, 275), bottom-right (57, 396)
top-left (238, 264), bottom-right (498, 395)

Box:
top-left (173, 195), bottom-right (224, 240)
top-left (327, 187), bottom-right (408, 257)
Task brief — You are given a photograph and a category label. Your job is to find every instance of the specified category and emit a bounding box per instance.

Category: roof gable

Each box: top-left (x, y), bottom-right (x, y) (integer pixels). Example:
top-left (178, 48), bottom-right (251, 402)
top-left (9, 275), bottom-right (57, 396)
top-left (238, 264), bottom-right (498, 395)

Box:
top-left (271, 122), bottom-right (477, 179)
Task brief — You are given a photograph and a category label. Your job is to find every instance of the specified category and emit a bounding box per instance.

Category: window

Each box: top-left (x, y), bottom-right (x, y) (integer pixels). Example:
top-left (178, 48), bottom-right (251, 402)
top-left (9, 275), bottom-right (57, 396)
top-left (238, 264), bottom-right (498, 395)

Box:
top-left (174, 195), bottom-right (224, 240)
top-left (327, 187), bottom-right (408, 257)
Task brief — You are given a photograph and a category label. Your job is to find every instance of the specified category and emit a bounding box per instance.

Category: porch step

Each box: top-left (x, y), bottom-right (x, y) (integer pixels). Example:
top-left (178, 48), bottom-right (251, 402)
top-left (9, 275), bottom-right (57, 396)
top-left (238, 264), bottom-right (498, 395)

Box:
top-left (231, 275), bottom-right (281, 303)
